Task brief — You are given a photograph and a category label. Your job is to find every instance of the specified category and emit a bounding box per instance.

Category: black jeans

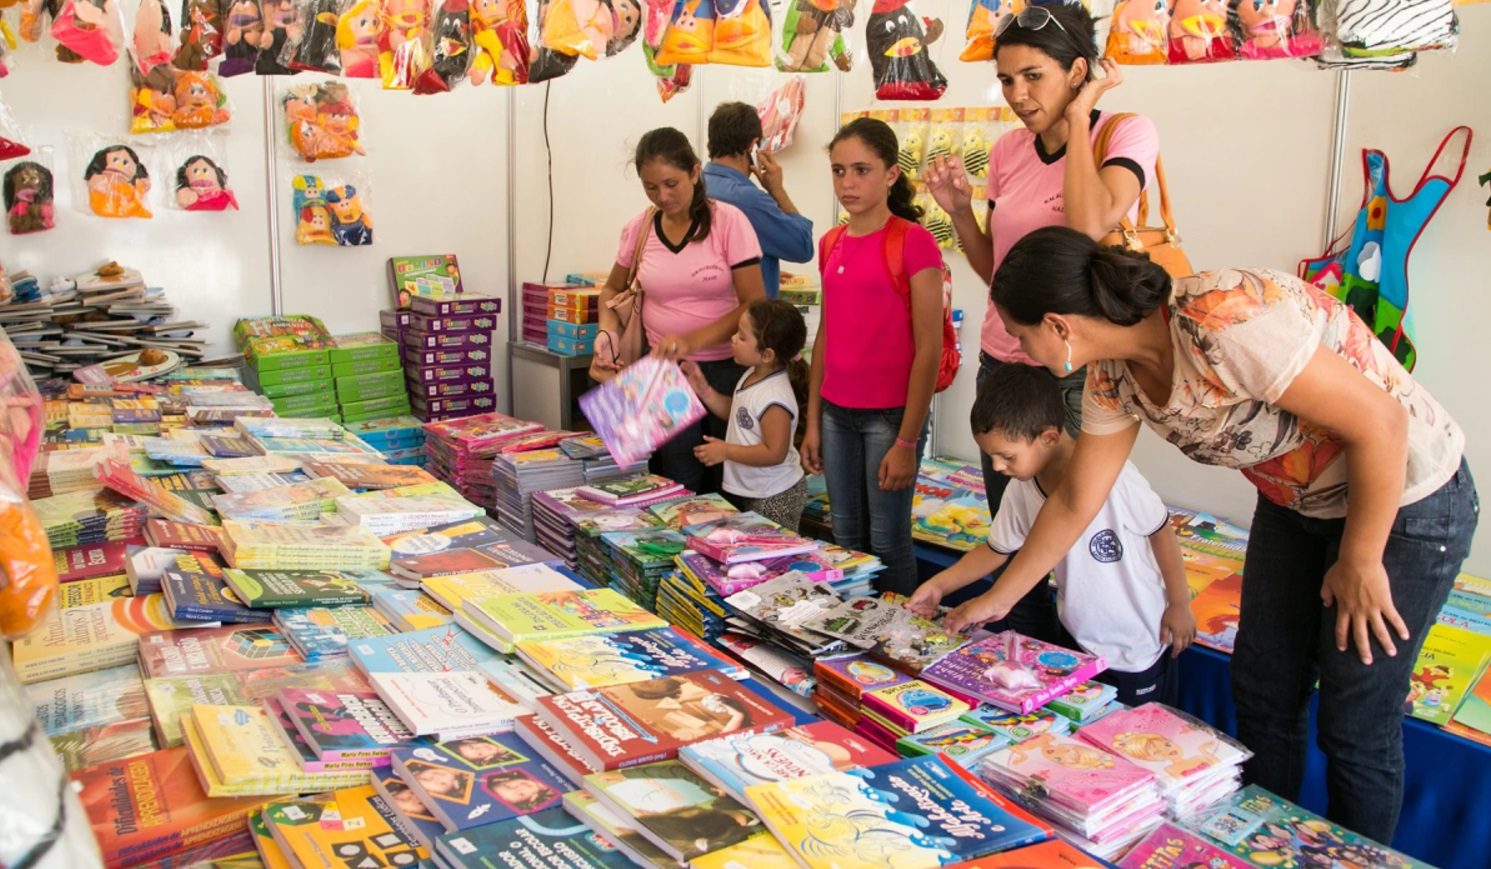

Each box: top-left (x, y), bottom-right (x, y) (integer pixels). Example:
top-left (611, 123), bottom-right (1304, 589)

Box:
top-left (1231, 459), bottom-right (1478, 843)
top-left (1053, 621), bottom-right (1179, 708)
top-left (648, 358), bottom-right (745, 495)
top-left (974, 353), bottom-right (1086, 641)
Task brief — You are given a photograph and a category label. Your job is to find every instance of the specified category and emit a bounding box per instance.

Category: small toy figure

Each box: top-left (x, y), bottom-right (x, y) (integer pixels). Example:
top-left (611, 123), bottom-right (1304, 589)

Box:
top-left (607, 0), bottom-right (642, 55)
top-left (287, 0), bottom-right (342, 72)
top-left (468, 0), bottom-right (528, 85)
top-left (173, 0), bottom-right (224, 70)
top-left (51, 0), bottom-right (125, 65)
top-left (707, 0), bottom-right (769, 66)
top-left (220, 0), bottom-right (267, 76)
top-left (283, 82), bottom-right (364, 161)
top-left (297, 202), bottom-right (336, 244)
top-left (257, 0), bottom-right (301, 73)
top-left (543, 0), bottom-right (616, 60)
top-left (84, 144), bottom-right (152, 219)
top-left (130, 65), bottom-right (178, 133)
top-left (175, 154), bottom-right (238, 211)
top-left (865, 0), bottom-right (945, 101)
top-left (379, 0), bottom-right (432, 88)
top-left (413, 0), bottom-right (473, 92)
top-left (326, 184), bottom-right (372, 245)
top-left (1232, 0), bottom-right (1321, 59)
top-left (336, 0), bottom-right (381, 77)
top-left (3, 161), bottom-right (54, 234)
top-left (171, 70), bottom-right (230, 128)
top-left (131, 0), bottom-right (174, 74)
top-left (1107, 0), bottom-right (1169, 64)
top-left (1168, 0), bottom-right (1235, 62)
top-left (779, 0), bottom-right (854, 72)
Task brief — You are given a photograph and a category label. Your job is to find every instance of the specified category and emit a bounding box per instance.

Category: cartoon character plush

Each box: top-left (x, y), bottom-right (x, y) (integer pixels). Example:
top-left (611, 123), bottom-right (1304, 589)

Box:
top-left (172, 0), bottom-right (224, 70)
top-left (866, 0), bottom-right (945, 101)
top-left (608, 0), bottom-right (643, 55)
top-left (283, 82), bottom-right (364, 161)
top-left (379, 0), bottom-right (432, 87)
top-left (541, 0), bottom-right (614, 60)
top-left (653, 0), bottom-right (712, 65)
top-left (641, 0), bottom-right (690, 99)
top-left (51, 0), bottom-right (125, 65)
top-left (84, 144), bottom-right (152, 219)
top-left (414, 0), bottom-right (474, 91)
top-left (1232, 0), bottom-right (1321, 60)
top-left (175, 155), bottom-right (238, 211)
top-left (1167, 0), bottom-right (1235, 62)
top-left (3, 161), bottom-right (54, 234)
top-left (171, 70), bottom-right (230, 128)
top-left (467, 0), bottom-right (528, 84)
top-left (779, 0), bottom-right (854, 71)
top-left (326, 184), bottom-right (372, 245)
top-left (256, 0), bottom-right (301, 73)
top-left (336, 0), bottom-right (381, 76)
top-left (1107, 0), bottom-right (1169, 64)
top-left (221, 0), bottom-right (268, 75)
top-left (130, 65), bottom-right (178, 134)
top-left (131, 0), bottom-right (174, 74)
top-left (287, 0), bottom-right (342, 72)
top-left (292, 174), bottom-right (335, 244)
top-left (709, 0), bottom-right (769, 65)
top-left (961, 123), bottom-right (989, 178)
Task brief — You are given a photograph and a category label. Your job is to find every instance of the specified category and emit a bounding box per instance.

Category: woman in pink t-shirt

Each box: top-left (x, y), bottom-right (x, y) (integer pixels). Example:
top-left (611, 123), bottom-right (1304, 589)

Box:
top-left (801, 118), bottom-right (943, 595)
top-left (923, 2), bottom-right (1158, 635)
top-left (592, 127), bottom-right (767, 494)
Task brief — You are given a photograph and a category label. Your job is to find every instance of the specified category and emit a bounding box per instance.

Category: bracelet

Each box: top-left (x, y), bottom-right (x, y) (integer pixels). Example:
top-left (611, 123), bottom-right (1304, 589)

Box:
top-left (894, 437), bottom-right (917, 451)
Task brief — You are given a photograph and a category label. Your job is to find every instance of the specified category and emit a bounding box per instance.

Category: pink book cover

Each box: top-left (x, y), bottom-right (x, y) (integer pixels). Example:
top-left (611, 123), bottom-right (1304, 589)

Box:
top-left (683, 513), bottom-right (818, 566)
top-left (1118, 821), bottom-right (1254, 868)
top-left (920, 631), bottom-right (1107, 714)
top-left (861, 680), bottom-right (970, 733)
top-left (578, 356), bottom-right (706, 468)
top-left (1077, 703), bottom-right (1250, 785)
top-left (983, 731), bottom-right (1156, 816)
top-left (677, 550), bottom-right (842, 598)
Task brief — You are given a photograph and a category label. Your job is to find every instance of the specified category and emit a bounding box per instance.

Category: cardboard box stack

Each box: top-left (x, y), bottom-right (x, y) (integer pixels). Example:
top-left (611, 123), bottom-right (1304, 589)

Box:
top-left (329, 333), bottom-right (410, 423)
top-left (235, 316), bottom-right (339, 420)
top-left (399, 295), bottom-right (501, 422)
top-left (546, 285), bottom-right (600, 357)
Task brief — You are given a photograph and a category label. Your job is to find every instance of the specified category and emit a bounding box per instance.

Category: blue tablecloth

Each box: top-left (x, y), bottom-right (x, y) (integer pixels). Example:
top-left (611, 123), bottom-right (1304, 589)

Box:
top-left (912, 544), bottom-right (1486, 869)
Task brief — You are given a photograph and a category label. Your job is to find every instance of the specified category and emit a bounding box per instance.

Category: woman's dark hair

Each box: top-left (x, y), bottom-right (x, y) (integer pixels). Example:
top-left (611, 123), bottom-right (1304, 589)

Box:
top-left (635, 126), bottom-right (711, 242)
top-left (745, 299), bottom-right (808, 410)
top-left (707, 101), bottom-right (763, 160)
top-left (992, 226), bottom-right (1170, 327)
top-left (84, 145), bottom-right (149, 182)
top-left (992, 2), bottom-right (1099, 79)
top-left (829, 117), bottom-right (923, 223)
top-left (176, 155), bottom-right (227, 190)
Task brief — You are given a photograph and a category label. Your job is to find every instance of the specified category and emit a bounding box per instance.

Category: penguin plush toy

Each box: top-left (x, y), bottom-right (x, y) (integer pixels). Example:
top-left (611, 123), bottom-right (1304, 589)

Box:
top-left (866, 0), bottom-right (946, 101)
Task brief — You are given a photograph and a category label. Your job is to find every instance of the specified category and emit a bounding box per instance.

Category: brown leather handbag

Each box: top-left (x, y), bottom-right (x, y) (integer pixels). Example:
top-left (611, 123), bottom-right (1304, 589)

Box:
top-left (590, 208), bottom-right (655, 382)
top-left (1094, 113), bottom-right (1194, 278)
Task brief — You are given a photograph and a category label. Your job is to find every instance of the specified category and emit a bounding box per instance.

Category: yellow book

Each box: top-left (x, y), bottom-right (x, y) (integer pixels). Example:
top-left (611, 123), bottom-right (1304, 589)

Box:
top-left (423, 565), bottom-right (583, 610)
top-left (248, 809), bottom-right (296, 869)
top-left (464, 588), bottom-right (667, 651)
top-left (184, 705), bottom-right (370, 795)
top-left (690, 831), bottom-right (798, 868)
top-left (9, 594), bottom-right (195, 683)
top-left (265, 785), bottom-right (427, 867)
top-left (58, 573), bottom-right (131, 608)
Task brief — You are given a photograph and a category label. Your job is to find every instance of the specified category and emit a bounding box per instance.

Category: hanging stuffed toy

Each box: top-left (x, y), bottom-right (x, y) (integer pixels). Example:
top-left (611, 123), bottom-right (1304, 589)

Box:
top-left (1167, 0), bottom-right (1235, 62)
top-left (132, 0), bottom-right (174, 74)
top-left (335, 0), bottom-right (380, 76)
top-left (653, 0), bottom-right (711, 65)
top-left (708, 0), bottom-right (768, 65)
top-left (0, 99), bottom-right (27, 159)
top-left (541, 0), bottom-right (614, 60)
top-left (0, 11), bottom-right (13, 77)
top-left (958, 0), bottom-right (999, 61)
top-left (607, 0), bottom-right (640, 54)
top-left (379, 0), bottom-right (432, 87)
top-left (867, 0), bottom-right (945, 101)
top-left (3, 161), bottom-right (53, 233)
top-left (641, 0), bottom-right (688, 99)
top-left (83, 144), bottom-right (152, 219)
top-left (220, 0), bottom-right (266, 74)
top-left (1106, 0), bottom-right (1168, 63)
top-left (326, 183), bottom-right (372, 244)
top-left (51, 0), bottom-right (125, 65)
top-left (171, 70), bottom-right (229, 128)
top-left (285, 0), bottom-right (343, 73)
top-left (777, 0), bottom-right (854, 71)
top-left (757, 75), bottom-right (805, 151)
top-left (527, 0), bottom-right (577, 80)
top-left (19, 0), bottom-right (48, 43)
top-left (283, 81), bottom-right (364, 161)
top-left (292, 174), bottom-right (335, 244)
top-left (257, 0), bottom-right (299, 71)
top-left (413, 0), bottom-right (470, 89)
top-left (1230, 0), bottom-right (1321, 59)
top-left (961, 106), bottom-right (992, 179)
top-left (175, 154), bottom-right (238, 210)
top-left (466, 0), bottom-right (526, 85)
top-left (173, 0), bottom-right (223, 69)
top-left (129, 64), bottom-right (177, 133)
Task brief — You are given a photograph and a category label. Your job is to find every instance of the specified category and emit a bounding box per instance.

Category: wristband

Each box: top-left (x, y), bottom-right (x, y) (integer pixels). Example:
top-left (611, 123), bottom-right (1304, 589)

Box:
top-left (894, 437), bottom-right (916, 451)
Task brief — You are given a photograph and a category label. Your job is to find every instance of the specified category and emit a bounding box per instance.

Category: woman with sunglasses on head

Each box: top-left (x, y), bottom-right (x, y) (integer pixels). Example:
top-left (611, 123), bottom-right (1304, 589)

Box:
top-left (924, 1), bottom-right (1158, 639)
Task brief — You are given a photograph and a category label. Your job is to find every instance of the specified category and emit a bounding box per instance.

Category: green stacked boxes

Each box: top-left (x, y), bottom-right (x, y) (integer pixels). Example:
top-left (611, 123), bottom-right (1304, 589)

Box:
top-left (329, 333), bottom-right (410, 423)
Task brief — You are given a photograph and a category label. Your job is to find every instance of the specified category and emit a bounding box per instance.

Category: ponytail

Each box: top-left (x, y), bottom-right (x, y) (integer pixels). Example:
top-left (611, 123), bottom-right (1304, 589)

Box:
top-left (689, 175), bottom-right (713, 242)
top-left (635, 126), bottom-right (712, 241)
top-left (992, 226), bottom-right (1171, 327)
top-left (887, 174), bottom-right (924, 223)
top-left (746, 298), bottom-right (810, 426)
top-left (830, 117), bottom-right (923, 222)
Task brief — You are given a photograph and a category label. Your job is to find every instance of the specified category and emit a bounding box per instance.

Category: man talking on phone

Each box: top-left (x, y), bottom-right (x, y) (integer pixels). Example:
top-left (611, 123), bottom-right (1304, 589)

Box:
top-left (703, 102), bottom-right (814, 299)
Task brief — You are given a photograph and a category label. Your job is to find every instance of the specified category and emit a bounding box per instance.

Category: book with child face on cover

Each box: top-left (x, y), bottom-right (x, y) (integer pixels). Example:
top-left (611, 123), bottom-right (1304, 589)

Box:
top-left (391, 732), bottom-right (575, 833)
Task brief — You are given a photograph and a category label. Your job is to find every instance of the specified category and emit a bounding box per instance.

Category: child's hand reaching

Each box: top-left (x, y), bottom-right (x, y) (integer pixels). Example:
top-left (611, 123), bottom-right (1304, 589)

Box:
top-left (1160, 601), bottom-right (1197, 657)
top-left (906, 577), bottom-right (944, 617)
top-left (680, 360), bottom-right (711, 399)
top-left (693, 435), bottom-right (729, 467)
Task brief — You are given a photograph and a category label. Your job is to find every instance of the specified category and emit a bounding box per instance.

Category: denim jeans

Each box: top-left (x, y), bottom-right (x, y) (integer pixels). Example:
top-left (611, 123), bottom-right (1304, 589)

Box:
top-left (1231, 458), bottom-right (1478, 843)
top-left (648, 358), bottom-right (745, 495)
top-left (974, 353), bottom-right (1086, 641)
top-left (820, 400), bottom-right (928, 596)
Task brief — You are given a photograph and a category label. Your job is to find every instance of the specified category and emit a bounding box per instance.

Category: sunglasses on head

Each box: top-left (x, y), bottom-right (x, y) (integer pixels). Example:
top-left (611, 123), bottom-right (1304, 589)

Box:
top-left (995, 5), bottom-right (1069, 38)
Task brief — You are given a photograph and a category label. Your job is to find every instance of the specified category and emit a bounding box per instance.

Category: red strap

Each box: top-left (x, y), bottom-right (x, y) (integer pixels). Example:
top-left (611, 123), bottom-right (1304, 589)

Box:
top-left (1418, 125), bottom-right (1474, 190)
top-left (818, 224), bottom-right (848, 280)
top-left (883, 216), bottom-right (911, 303)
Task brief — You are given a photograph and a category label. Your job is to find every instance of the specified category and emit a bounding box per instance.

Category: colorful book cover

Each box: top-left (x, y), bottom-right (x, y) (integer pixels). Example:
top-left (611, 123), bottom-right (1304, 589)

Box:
top-left (980, 731), bottom-right (1157, 816)
top-left (535, 671), bottom-right (795, 772)
top-left (138, 623), bottom-right (302, 678)
top-left (432, 807), bottom-right (635, 869)
top-left (813, 654), bottom-right (912, 701)
top-left (182, 705), bottom-right (372, 795)
top-left (562, 790), bottom-right (677, 868)
top-left (58, 573), bottom-right (131, 608)
top-left (921, 632), bottom-right (1107, 715)
top-left (677, 549), bottom-right (845, 598)
top-left (516, 626), bottom-right (741, 691)
top-left (279, 689), bottom-right (416, 760)
top-left (74, 746), bottom-right (267, 869)
top-left (144, 519), bottom-right (224, 551)
top-left (513, 713), bottom-right (597, 786)
top-left (304, 459), bottom-right (437, 489)
top-left (1117, 821), bottom-right (1254, 868)
top-left (422, 563), bottom-right (584, 609)
top-left (161, 568), bottom-right (263, 624)
top-left (26, 662), bottom-right (149, 737)
top-left (10, 595), bottom-right (205, 683)
top-left (371, 774), bottom-right (448, 850)
top-left (1449, 656), bottom-right (1491, 737)
top-left (723, 571), bottom-right (846, 654)
top-left (961, 706), bottom-right (1073, 745)
top-left (274, 605), bottom-right (395, 660)
top-left (391, 732), bottom-right (573, 833)
top-left (369, 670), bottom-right (527, 740)
top-left (745, 755), bottom-right (1050, 868)
top-left (53, 540), bottom-right (130, 582)
top-left (220, 520), bottom-right (392, 571)
top-left (1186, 785), bottom-right (1430, 868)
top-left (1045, 681), bottom-right (1120, 722)
top-left (248, 808), bottom-right (295, 869)
top-left (387, 517), bottom-right (562, 579)
top-left (264, 785), bottom-right (428, 868)
top-left (678, 720), bottom-right (897, 802)
top-left (465, 588), bottom-right (667, 651)
top-left (684, 512), bottom-right (818, 565)
top-left (349, 624), bottom-right (500, 675)
top-left (144, 673), bottom-right (248, 748)
top-left (262, 696), bottom-right (392, 774)
top-left (895, 719), bottom-right (1009, 765)
top-left (1405, 623), bottom-right (1491, 725)
top-left (582, 759), bottom-right (760, 860)
top-left (221, 568), bottom-right (374, 608)
top-left (862, 680), bottom-right (971, 734)
top-left (871, 592), bottom-right (973, 674)
top-left (49, 717), bottom-right (158, 772)
top-left (648, 493), bottom-right (739, 530)
top-left (371, 587), bottom-right (454, 632)
top-left (1190, 572), bottom-right (1243, 654)
top-left (1077, 703), bottom-right (1250, 785)
top-left (579, 356), bottom-right (707, 468)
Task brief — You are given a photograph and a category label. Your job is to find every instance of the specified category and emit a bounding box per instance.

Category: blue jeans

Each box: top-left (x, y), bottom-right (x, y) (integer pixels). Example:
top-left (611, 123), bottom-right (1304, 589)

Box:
top-left (974, 353), bottom-right (1086, 641)
top-left (1231, 458), bottom-right (1478, 843)
top-left (820, 400), bottom-right (928, 596)
top-left (648, 358), bottom-right (745, 495)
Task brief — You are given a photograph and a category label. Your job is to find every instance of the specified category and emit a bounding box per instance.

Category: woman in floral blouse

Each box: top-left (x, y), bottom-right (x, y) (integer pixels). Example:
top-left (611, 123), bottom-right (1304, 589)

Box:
top-left (944, 225), bottom-right (1477, 845)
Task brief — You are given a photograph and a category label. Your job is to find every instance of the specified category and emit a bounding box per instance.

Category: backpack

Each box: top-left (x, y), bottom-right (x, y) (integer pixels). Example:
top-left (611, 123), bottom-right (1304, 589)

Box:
top-left (820, 216), bottom-right (961, 392)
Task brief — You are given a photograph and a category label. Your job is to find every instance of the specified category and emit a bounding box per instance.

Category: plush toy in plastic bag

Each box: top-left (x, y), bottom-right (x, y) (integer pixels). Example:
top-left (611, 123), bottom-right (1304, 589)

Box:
top-left (256, 0), bottom-right (299, 71)
top-left (608, 0), bottom-right (642, 54)
top-left (757, 74), bottom-right (804, 152)
top-left (128, 64), bottom-right (177, 133)
top-left (1107, 0), bottom-right (1169, 63)
top-left (641, 0), bottom-right (688, 99)
top-left (527, 0), bottom-right (576, 80)
top-left (892, 107), bottom-right (927, 181)
top-left (466, 0), bottom-right (527, 86)
top-left (171, 69), bottom-right (229, 128)
top-left (653, 0), bottom-right (712, 65)
top-left (282, 0), bottom-right (343, 73)
top-left (131, 0), bottom-right (174, 73)
top-left (1167, 0), bottom-right (1235, 62)
top-left (4, 158), bottom-right (53, 234)
top-left (51, 0), bottom-right (125, 65)
top-left (175, 152), bottom-right (238, 210)
top-left (0, 326), bottom-right (54, 640)
top-left (1230, 0), bottom-right (1321, 58)
top-left (866, 0), bottom-right (945, 100)
top-left (961, 105), bottom-right (993, 179)
top-left (283, 81), bottom-right (364, 161)
top-left (413, 0), bottom-right (473, 91)
top-left (540, 0), bottom-right (614, 60)
top-left (335, 0), bottom-right (381, 76)
top-left (958, 0), bottom-right (998, 61)
top-left (18, 0), bottom-right (53, 43)
top-left (708, 0), bottom-right (768, 65)
top-left (0, 93), bottom-right (29, 159)
top-left (293, 172), bottom-right (371, 245)
top-left (379, 0), bottom-right (432, 87)
top-left (777, 0), bottom-right (854, 71)
top-left (220, 0), bottom-right (266, 74)
top-left (83, 142), bottom-right (152, 218)
top-left (173, 0), bottom-right (223, 69)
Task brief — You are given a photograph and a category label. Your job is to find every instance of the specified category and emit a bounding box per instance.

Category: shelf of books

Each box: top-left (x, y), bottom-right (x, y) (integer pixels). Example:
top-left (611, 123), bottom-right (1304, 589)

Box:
top-left (11, 363), bottom-right (1482, 869)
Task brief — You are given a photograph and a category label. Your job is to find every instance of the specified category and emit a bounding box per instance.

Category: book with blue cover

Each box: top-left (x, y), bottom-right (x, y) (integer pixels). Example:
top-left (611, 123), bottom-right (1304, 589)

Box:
top-left (433, 807), bottom-right (634, 869)
top-left (161, 569), bottom-right (262, 624)
top-left (273, 606), bottom-right (395, 661)
top-left (350, 625), bottom-right (500, 675)
top-left (392, 732), bottom-right (575, 833)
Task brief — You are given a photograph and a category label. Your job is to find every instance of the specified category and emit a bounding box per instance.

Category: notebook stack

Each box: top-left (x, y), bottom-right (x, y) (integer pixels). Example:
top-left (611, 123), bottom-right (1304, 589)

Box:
top-left (34, 488), bottom-right (149, 550)
top-left (236, 315), bottom-right (339, 420)
top-left (565, 434), bottom-right (623, 481)
top-left (856, 678), bottom-right (972, 751)
top-left (922, 631), bottom-right (1108, 713)
top-left (573, 508), bottom-right (666, 586)
top-left (458, 588), bottom-right (667, 654)
top-left (180, 703), bottom-right (374, 796)
top-left (545, 285), bottom-right (600, 356)
top-left (343, 415), bottom-right (428, 467)
top-left (575, 472), bottom-right (686, 508)
top-left (401, 293), bottom-right (502, 421)
top-left (654, 562), bottom-right (733, 644)
top-left (329, 332), bottom-right (411, 423)
top-left (220, 520), bottom-right (393, 570)
top-left (272, 605), bottom-right (397, 662)
top-left (529, 487), bottom-right (611, 568)
top-left (683, 511), bottom-right (820, 566)
top-left (492, 446), bottom-right (589, 539)
top-left (600, 528), bottom-right (688, 610)
top-left (1077, 703), bottom-right (1249, 817)
top-left (421, 412), bottom-right (544, 505)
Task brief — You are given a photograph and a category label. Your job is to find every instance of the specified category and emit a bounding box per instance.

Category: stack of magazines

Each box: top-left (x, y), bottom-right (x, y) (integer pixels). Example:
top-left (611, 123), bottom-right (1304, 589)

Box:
top-left (421, 412), bottom-right (544, 506)
top-left (491, 448), bottom-right (589, 540)
top-left (1076, 703), bottom-right (1250, 817)
top-left (721, 570), bottom-right (849, 658)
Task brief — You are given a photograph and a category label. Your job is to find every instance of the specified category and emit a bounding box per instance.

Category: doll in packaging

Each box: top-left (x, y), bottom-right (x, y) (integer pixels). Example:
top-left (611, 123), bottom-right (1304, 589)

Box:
top-left (1107, 0), bottom-right (1169, 63)
top-left (326, 183), bottom-right (371, 244)
top-left (0, 326), bottom-right (54, 640)
top-left (173, 0), bottom-right (224, 69)
top-left (1232, 0), bottom-right (1321, 59)
top-left (129, 65), bottom-right (177, 133)
top-left (866, 0), bottom-right (945, 100)
top-left (286, 0), bottom-right (342, 72)
top-left (131, 0), bottom-right (175, 73)
top-left (176, 154), bottom-right (238, 210)
top-left (85, 144), bottom-right (152, 218)
top-left (284, 82), bottom-right (364, 161)
top-left (777, 0), bottom-right (854, 71)
top-left (466, 0), bottom-right (526, 84)
top-left (707, 0), bottom-right (768, 65)
top-left (1168, 0), bottom-right (1235, 62)
top-left (51, 0), bottom-right (125, 65)
top-left (641, 0), bottom-right (688, 100)
top-left (379, 0), bottom-right (432, 87)
top-left (293, 173), bottom-right (334, 244)
top-left (414, 0), bottom-right (473, 91)
top-left (221, 0), bottom-right (268, 75)
top-left (542, 0), bottom-right (616, 60)
top-left (336, 0), bottom-right (381, 76)
top-left (171, 70), bottom-right (230, 128)
top-left (3, 161), bottom-right (54, 234)
top-left (959, 0), bottom-right (997, 61)
top-left (257, 0), bottom-right (301, 71)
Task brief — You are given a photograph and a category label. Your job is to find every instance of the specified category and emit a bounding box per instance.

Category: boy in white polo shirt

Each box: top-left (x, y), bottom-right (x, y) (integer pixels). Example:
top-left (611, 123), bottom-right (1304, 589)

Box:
top-left (908, 364), bottom-right (1195, 706)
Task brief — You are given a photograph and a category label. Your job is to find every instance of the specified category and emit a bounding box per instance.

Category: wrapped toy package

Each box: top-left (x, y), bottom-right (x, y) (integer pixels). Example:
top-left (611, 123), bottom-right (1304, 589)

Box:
top-left (173, 0), bottom-right (225, 70)
top-left (281, 0), bottom-right (346, 74)
top-left (292, 170), bottom-right (373, 246)
top-left (413, 0), bottom-right (475, 92)
top-left (757, 75), bottom-right (805, 152)
top-left (776, 0), bottom-right (854, 72)
top-left (282, 81), bottom-right (366, 161)
top-left (1167, 0), bottom-right (1236, 63)
top-left (641, 0), bottom-right (689, 99)
top-left (131, 0), bottom-right (176, 74)
top-left (866, 0), bottom-right (945, 100)
top-left (465, 0), bottom-right (529, 86)
top-left (1107, 0), bottom-right (1170, 64)
top-left (4, 149), bottom-right (55, 235)
top-left (1233, 0), bottom-right (1324, 60)
top-left (0, 96), bottom-right (34, 160)
top-left (51, 0), bottom-right (127, 65)
top-left (378, 0), bottom-right (434, 88)
top-left (170, 134), bottom-right (240, 211)
top-left (73, 135), bottom-right (156, 219)
top-left (220, 0), bottom-right (269, 76)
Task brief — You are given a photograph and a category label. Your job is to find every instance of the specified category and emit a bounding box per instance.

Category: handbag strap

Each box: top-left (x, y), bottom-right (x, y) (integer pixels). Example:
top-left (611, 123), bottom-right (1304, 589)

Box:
top-left (624, 207), bottom-right (657, 290)
top-left (1093, 112), bottom-right (1180, 243)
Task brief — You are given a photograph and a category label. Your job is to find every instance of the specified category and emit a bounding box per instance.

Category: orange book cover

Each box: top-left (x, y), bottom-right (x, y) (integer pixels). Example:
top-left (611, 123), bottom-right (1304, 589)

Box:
top-left (1191, 573), bottom-right (1243, 654)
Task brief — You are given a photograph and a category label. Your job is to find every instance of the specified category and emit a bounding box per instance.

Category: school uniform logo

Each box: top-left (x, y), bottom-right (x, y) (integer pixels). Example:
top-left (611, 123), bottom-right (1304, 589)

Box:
top-left (736, 407), bottom-right (755, 431)
top-left (1089, 529), bottom-right (1123, 563)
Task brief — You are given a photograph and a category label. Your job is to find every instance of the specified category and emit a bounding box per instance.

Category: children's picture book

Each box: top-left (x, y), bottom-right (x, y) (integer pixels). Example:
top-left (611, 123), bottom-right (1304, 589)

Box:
top-left (723, 571), bottom-right (845, 655)
top-left (515, 626), bottom-right (742, 691)
top-left (648, 493), bottom-right (739, 529)
top-left (221, 568), bottom-right (375, 608)
top-left (861, 679), bottom-right (971, 735)
top-left (962, 706), bottom-right (1073, 745)
top-left (422, 564), bottom-right (585, 609)
top-left (678, 549), bottom-right (846, 598)
top-left (684, 512), bottom-right (818, 565)
top-left (535, 671), bottom-right (795, 772)
top-left (813, 654), bottom-right (912, 701)
top-left (579, 356), bottom-right (707, 468)
top-left (583, 759), bottom-right (761, 860)
top-left (138, 624), bottom-right (301, 678)
top-left (369, 670), bottom-right (527, 741)
top-left (921, 632), bottom-right (1107, 715)
top-left (432, 807), bottom-right (636, 869)
top-left (392, 732), bottom-right (574, 833)
top-left (263, 784), bottom-right (428, 868)
top-left (745, 755), bottom-right (1050, 869)
top-left (464, 588), bottom-right (668, 652)
top-left (26, 663), bottom-right (149, 738)
top-left (1190, 572), bottom-right (1243, 654)
top-left (274, 606), bottom-right (395, 661)
top-left (1405, 623), bottom-right (1491, 726)
top-left (895, 718), bottom-right (1009, 766)
top-left (278, 688), bottom-right (415, 761)
top-left (575, 473), bottom-right (686, 506)
top-left (1045, 680), bottom-right (1120, 722)
top-left (1449, 655), bottom-right (1491, 738)
top-left (969, 838), bottom-right (1121, 867)
top-left (1077, 703), bottom-right (1251, 786)
top-left (1117, 821), bottom-right (1254, 868)
top-left (678, 720), bottom-right (897, 803)
top-left (143, 673), bottom-right (248, 748)
top-left (980, 731), bottom-right (1157, 817)
top-left (350, 624), bottom-right (500, 675)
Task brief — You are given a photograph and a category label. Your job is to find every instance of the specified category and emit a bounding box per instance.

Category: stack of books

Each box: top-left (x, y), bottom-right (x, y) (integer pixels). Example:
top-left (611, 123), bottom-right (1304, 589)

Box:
top-left (574, 510), bottom-right (665, 586)
top-left (856, 678), bottom-right (972, 750)
top-left (260, 784), bottom-right (429, 866)
top-left (385, 515), bottom-right (561, 584)
top-left (492, 446), bottom-right (589, 539)
top-left (329, 332), bottom-right (411, 423)
top-left (921, 632), bottom-right (1108, 714)
top-left (180, 703), bottom-right (374, 796)
top-left (220, 520), bottom-right (393, 570)
top-left (459, 588), bottom-right (667, 654)
top-left (654, 564), bottom-right (733, 644)
top-left (575, 473), bottom-right (686, 508)
top-left (519, 280), bottom-right (583, 347)
top-left (236, 316), bottom-right (339, 420)
top-left (514, 625), bottom-right (743, 691)
top-left (401, 294), bottom-right (502, 421)
top-left (33, 488), bottom-right (149, 550)
top-left (272, 605), bottom-right (396, 661)
top-left (544, 286), bottom-right (600, 356)
top-left (529, 487), bottom-right (612, 568)
top-left (1045, 679), bottom-right (1122, 723)
top-left (342, 415), bottom-right (428, 466)
top-left (421, 412), bottom-right (544, 505)
top-left (387, 731), bottom-right (574, 837)
top-left (722, 571), bottom-right (849, 658)
top-left (683, 512), bottom-right (820, 565)
top-left (1077, 703), bottom-right (1249, 817)
top-left (600, 528), bottom-right (687, 610)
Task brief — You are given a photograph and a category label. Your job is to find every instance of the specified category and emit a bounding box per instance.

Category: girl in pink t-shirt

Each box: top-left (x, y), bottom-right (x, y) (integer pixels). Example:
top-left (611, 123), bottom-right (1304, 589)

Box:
top-left (802, 117), bottom-right (943, 595)
top-left (592, 127), bottom-right (767, 494)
